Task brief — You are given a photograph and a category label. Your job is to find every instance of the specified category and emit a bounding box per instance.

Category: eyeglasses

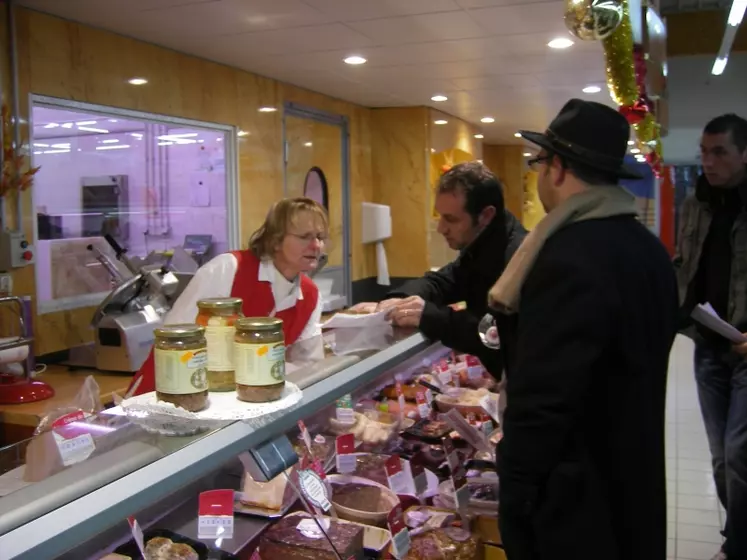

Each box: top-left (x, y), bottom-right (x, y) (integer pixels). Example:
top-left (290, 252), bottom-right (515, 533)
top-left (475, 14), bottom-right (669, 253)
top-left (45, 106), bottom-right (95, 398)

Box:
top-left (289, 232), bottom-right (328, 244)
top-left (527, 155), bottom-right (552, 172)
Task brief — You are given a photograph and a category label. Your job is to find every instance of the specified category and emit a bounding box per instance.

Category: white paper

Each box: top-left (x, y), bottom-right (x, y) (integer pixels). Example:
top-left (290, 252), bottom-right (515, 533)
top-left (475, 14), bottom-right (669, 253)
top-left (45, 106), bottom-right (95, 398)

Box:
top-left (321, 310), bottom-right (389, 329)
top-left (376, 241), bottom-right (390, 286)
top-left (691, 303), bottom-right (747, 344)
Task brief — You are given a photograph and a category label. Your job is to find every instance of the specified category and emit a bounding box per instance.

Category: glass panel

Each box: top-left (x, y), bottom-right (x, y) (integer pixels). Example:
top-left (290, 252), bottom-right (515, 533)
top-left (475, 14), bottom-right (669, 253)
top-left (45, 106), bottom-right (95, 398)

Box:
top-left (31, 103), bottom-right (231, 314)
top-left (284, 115), bottom-right (347, 310)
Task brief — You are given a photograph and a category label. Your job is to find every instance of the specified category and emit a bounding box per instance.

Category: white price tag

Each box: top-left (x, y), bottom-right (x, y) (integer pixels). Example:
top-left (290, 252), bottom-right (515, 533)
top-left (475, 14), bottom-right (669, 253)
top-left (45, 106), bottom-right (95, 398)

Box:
top-left (438, 370), bottom-right (452, 386)
top-left (391, 528), bottom-right (411, 559)
top-left (53, 432), bottom-right (95, 467)
top-left (298, 469), bottom-right (331, 512)
top-left (480, 393), bottom-right (500, 424)
top-left (335, 434), bottom-right (357, 474)
top-left (426, 389), bottom-right (434, 405)
top-left (335, 407), bottom-right (355, 424)
top-left (385, 455), bottom-right (414, 496)
top-left (197, 516), bottom-right (234, 539)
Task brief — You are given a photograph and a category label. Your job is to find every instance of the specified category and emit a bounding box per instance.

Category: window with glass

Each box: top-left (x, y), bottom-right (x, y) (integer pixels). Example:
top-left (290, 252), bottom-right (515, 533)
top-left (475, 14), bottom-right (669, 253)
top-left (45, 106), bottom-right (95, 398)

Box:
top-left (30, 99), bottom-right (237, 314)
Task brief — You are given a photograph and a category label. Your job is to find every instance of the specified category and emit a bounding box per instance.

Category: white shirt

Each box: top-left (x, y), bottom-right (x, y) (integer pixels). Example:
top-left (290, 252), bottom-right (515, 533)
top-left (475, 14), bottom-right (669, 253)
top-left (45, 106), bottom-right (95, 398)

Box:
top-left (164, 253), bottom-right (323, 342)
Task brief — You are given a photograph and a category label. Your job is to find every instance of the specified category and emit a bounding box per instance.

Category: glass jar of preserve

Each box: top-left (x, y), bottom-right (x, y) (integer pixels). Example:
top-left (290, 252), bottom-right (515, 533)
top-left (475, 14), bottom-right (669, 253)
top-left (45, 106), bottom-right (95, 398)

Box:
top-left (234, 317), bottom-right (286, 403)
top-left (154, 324), bottom-right (209, 412)
top-left (196, 297), bottom-right (244, 392)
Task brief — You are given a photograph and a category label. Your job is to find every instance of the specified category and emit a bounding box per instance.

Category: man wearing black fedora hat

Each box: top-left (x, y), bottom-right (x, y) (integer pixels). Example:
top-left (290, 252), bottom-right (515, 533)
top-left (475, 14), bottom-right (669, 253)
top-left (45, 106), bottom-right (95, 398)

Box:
top-left (488, 99), bottom-right (679, 559)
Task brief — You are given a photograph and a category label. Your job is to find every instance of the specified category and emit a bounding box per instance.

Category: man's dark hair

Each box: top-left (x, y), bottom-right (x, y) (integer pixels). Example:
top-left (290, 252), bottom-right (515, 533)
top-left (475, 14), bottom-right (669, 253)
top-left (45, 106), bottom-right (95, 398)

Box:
top-left (704, 113), bottom-right (747, 151)
top-left (438, 161), bottom-right (505, 222)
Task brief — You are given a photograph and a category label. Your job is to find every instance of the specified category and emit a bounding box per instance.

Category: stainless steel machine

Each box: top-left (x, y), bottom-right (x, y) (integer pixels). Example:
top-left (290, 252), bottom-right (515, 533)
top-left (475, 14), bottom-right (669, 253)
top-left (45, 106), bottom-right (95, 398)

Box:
top-left (65, 235), bottom-right (193, 373)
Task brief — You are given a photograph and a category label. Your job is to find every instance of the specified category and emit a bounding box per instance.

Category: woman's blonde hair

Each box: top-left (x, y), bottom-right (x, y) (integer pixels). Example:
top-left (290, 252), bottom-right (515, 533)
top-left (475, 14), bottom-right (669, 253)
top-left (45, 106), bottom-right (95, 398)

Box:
top-left (249, 197), bottom-right (329, 258)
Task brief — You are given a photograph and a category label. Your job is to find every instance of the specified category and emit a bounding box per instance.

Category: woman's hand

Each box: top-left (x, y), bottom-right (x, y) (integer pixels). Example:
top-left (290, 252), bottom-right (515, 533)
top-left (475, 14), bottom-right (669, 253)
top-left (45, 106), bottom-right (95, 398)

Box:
top-left (733, 337), bottom-right (747, 356)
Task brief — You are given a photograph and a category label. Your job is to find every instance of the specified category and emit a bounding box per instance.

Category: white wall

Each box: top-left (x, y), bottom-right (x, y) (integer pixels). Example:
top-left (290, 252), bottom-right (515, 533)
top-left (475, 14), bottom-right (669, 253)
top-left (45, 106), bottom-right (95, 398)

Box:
top-left (663, 53), bottom-right (747, 164)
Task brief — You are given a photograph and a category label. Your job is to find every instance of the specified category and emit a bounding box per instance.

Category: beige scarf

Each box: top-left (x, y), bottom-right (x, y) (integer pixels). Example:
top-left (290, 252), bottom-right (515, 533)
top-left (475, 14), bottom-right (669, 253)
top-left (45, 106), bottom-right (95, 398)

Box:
top-left (488, 185), bottom-right (639, 315)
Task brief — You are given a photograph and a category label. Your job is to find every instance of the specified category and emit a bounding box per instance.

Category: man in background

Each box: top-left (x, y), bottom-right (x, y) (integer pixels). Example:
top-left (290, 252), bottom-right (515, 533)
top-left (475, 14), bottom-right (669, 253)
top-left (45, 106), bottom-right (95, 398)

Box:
top-left (351, 161), bottom-right (526, 377)
top-left (675, 113), bottom-right (747, 560)
top-left (489, 99), bottom-right (678, 559)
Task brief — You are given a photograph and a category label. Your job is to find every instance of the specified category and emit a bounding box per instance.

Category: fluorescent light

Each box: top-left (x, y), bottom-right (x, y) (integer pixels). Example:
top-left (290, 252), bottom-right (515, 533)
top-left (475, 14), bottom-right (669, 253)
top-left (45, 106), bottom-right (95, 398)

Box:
top-left (343, 55), bottom-right (367, 65)
top-left (237, 130), bottom-right (249, 137)
top-left (33, 151), bottom-right (42, 155)
top-left (728, 0), bottom-right (747, 26)
top-left (712, 56), bottom-right (728, 75)
top-left (109, 119), bottom-right (118, 123)
top-left (43, 149), bottom-right (70, 154)
top-left (101, 139), bottom-right (119, 144)
top-left (630, 148), bottom-right (641, 154)
top-left (514, 132), bottom-right (522, 138)
top-left (434, 119), bottom-right (448, 125)
top-left (523, 152), bottom-right (532, 157)
top-left (96, 144), bottom-right (130, 150)
top-left (431, 95), bottom-right (448, 102)
top-left (61, 123), bottom-right (73, 129)
top-left (51, 143), bottom-right (70, 148)
top-left (43, 123), bottom-right (59, 129)
top-left (474, 134), bottom-right (484, 139)
top-left (258, 107), bottom-right (277, 113)
top-left (628, 140), bottom-right (635, 145)
top-left (128, 77), bottom-right (148, 85)
top-left (78, 126), bottom-right (110, 133)
top-left (548, 37), bottom-right (574, 49)
top-left (76, 120), bottom-right (97, 126)
top-left (131, 133), bottom-right (143, 138)
top-left (481, 117), bottom-right (495, 124)
top-left (157, 133), bottom-right (198, 140)
top-left (158, 141), bottom-right (174, 146)
top-left (33, 143), bottom-right (49, 147)
top-left (304, 142), bottom-right (313, 147)
top-left (583, 85), bottom-right (601, 94)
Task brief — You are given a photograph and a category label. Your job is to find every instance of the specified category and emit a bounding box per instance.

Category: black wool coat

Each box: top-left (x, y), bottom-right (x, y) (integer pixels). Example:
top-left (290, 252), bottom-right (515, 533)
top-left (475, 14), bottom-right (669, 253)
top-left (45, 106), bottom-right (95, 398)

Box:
top-left (497, 216), bottom-right (679, 560)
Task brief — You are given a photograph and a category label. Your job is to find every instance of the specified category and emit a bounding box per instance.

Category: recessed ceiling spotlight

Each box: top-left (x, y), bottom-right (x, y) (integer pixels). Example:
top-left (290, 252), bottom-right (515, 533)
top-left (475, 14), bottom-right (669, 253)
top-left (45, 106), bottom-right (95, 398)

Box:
top-left (128, 77), bottom-right (148, 85)
top-left (481, 117), bottom-right (495, 124)
top-left (434, 119), bottom-right (448, 125)
top-left (344, 55), bottom-right (367, 65)
top-left (474, 134), bottom-right (484, 139)
top-left (523, 152), bottom-right (532, 157)
top-left (630, 148), bottom-right (641, 154)
top-left (431, 94), bottom-right (448, 102)
top-left (548, 37), bottom-right (574, 49)
top-left (627, 140), bottom-right (635, 145)
top-left (258, 107), bottom-right (277, 113)
top-left (582, 85), bottom-right (601, 94)
top-left (237, 130), bottom-right (249, 137)
top-left (304, 142), bottom-right (313, 147)
top-left (514, 132), bottom-right (522, 138)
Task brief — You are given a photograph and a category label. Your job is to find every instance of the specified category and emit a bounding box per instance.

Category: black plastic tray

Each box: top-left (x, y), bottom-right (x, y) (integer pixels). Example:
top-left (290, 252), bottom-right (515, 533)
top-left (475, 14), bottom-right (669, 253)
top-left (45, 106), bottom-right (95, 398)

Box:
top-left (114, 528), bottom-right (238, 560)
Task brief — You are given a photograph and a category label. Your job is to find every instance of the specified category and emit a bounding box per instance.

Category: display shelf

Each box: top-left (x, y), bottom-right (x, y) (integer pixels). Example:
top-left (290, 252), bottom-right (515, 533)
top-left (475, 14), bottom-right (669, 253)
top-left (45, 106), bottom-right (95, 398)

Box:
top-left (0, 330), bottom-right (437, 560)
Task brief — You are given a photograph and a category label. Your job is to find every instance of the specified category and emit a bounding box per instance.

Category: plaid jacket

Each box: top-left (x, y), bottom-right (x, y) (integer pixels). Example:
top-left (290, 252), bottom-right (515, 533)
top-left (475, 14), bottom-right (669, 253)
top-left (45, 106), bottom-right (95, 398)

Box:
top-left (673, 176), bottom-right (747, 332)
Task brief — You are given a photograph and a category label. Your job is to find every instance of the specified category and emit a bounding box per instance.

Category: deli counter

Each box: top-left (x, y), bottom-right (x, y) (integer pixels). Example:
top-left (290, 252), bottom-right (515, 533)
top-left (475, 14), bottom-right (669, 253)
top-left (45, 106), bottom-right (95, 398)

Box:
top-left (0, 326), bottom-right (503, 560)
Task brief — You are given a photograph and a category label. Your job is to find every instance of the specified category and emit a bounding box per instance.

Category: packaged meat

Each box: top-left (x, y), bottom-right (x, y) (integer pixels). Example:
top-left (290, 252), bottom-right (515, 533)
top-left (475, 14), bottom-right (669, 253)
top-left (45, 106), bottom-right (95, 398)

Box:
top-left (259, 514), bottom-right (365, 560)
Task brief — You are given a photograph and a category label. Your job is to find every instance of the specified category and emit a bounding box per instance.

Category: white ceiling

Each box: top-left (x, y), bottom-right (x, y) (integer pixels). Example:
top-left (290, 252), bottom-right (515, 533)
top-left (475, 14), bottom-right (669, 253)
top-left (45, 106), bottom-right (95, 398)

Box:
top-left (18, 0), bottom-right (613, 143)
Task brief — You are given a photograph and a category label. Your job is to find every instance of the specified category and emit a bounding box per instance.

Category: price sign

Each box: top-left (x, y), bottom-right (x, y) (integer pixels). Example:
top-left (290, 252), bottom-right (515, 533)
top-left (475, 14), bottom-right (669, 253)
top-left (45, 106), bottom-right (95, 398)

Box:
top-left (298, 468), bottom-right (331, 512)
top-left (198, 489), bottom-right (234, 539)
top-left (297, 420), bottom-right (312, 451)
top-left (466, 355), bottom-right (484, 381)
top-left (480, 393), bottom-right (500, 424)
top-left (415, 388), bottom-right (431, 419)
top-left (385, 454), bottom-right (414, 496)
top-left (451, 463), bottom-right (471, 523)
top-left (335, 394), bottom-right (355, 424)
top-left (442, 436), bottom-right (459, 470)
top-left (410, 454), bottom-right (428, 496)
top-left (395, 380), bottom-right (406, 423)
top-left (482, 418), bottom-right (495, 438)
top-left (387, 504), bottom-right (411, 559)
top-left (127, 516), bottom-right (146, 558)
top-left (335, 433), bottom-right (356, 474)
top-left (52, 411), bottom-right (96, 467)
top-left (437, 360), bottom-right (452, 386)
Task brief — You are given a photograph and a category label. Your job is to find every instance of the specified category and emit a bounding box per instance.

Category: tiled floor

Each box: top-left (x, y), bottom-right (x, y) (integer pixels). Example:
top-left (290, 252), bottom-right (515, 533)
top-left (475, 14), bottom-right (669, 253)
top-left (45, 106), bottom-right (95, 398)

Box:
top-left (667, 335), bottom-right (725, 560)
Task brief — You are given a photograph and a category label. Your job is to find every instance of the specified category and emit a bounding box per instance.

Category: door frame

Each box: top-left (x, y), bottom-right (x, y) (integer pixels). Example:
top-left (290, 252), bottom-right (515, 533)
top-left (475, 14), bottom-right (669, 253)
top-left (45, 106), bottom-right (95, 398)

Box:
top-left (282, 102), bottom-right (352, 307)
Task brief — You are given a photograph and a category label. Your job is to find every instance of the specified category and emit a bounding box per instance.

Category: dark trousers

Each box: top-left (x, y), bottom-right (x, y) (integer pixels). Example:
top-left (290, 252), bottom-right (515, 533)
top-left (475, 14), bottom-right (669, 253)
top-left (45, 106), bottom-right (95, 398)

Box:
top-left (694, 342), bottom-right (747, 557)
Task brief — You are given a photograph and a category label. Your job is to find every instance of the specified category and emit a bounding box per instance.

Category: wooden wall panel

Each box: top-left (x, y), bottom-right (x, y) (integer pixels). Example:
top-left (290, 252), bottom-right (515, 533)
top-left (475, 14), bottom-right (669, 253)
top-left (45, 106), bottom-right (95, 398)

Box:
top-left (666, 10), bottom-right (747, 57)
top-left (3, 8), bottom-right (377, 355)
top-left (482, 144), bottom-right (525, 220)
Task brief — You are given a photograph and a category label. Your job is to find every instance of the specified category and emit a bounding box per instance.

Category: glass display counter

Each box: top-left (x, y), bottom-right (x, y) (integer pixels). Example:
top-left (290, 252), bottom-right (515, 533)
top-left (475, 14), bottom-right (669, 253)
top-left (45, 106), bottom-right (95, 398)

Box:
top-left (0, 324), bottom-right (502, 560)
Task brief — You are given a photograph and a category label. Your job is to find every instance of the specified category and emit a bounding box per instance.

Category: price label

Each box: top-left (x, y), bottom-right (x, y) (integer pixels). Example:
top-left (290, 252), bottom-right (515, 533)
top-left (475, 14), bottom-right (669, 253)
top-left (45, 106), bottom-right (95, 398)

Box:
top-left (198, 489), bottom-right (234, 539)
top-left (385, 454), bottom-right (414, 496)
top-left (127, 516), bottom-right (146, 558)
top-left (298, 468), bottom-right (331, 512)
top-left (442, 436), bottom-right (459, 470)
top-left (425, 388), bottom-right (434, 405)
top-left (415, 389), bottom-right (431, 419)
top-left (410, 454), bottom-right (428, 496)
top-left (335, 434), bottom-right (356, 474)
top-left (53, 432), bottom-right (95, 467)
top-left (452, 463), bottom-right (471, 523)
top-left (387, 504), bottom-right (411, 559)
top-left (395, 381), bottom-right (406, 423)
top-left (297, 420), bottom-right (312, 451)
top-left (482, 419), bottom-right (495, 438)
top-left (480, 393), bottom-right (500, 424)
top-left (335, 394), bottom-right (355, 425)
top-left (437, 360), bottom-right (452, 386)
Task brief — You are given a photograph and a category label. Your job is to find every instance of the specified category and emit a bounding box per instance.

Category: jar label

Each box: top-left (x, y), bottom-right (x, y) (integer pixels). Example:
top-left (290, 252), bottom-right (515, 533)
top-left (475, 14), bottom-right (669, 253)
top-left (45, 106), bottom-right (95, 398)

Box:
top-left (204, 326), bottom-right (235, 371)
top-left (155, 348), bottom-right (209, 395)
top-left (235, 342), bottom-right (286, 386)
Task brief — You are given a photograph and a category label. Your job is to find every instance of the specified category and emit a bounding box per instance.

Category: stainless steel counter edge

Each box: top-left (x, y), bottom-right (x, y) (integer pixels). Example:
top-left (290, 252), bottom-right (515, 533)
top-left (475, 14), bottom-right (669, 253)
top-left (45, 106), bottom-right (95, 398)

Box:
top-left (0, 332), bottom-right (434, 560)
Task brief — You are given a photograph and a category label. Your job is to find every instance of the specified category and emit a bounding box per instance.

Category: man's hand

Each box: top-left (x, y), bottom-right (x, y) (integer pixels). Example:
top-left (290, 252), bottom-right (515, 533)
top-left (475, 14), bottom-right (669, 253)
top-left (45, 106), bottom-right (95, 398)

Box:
top-left (389, 296), bottom-right (426, 328)
top-left (733, 337), bottom-right (747, 356)
top-left (375, 298), bottom-right (403, 313)
top-left (347, 302), bottom-right (377, 314)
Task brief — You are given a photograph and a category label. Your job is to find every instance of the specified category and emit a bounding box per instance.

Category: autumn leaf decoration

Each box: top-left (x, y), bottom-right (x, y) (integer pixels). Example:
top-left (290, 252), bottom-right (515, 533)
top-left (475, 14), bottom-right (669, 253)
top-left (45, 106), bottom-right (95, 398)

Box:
top-left (1, 102), bottom-right (40, 197)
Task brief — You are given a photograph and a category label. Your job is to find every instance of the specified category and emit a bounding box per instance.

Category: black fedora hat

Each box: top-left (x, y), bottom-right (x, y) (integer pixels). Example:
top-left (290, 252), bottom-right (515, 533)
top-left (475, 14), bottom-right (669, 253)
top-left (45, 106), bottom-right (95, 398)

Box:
top-left (520, 98), bottom-right (642, 180)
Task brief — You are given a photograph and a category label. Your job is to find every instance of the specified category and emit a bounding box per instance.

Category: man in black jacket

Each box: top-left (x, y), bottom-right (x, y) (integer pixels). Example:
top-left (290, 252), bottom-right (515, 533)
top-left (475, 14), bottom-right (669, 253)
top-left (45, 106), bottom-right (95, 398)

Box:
top-left (352, 161), bottom-right (526, 376)
top-left (488, 99), bottom-right (679, 560)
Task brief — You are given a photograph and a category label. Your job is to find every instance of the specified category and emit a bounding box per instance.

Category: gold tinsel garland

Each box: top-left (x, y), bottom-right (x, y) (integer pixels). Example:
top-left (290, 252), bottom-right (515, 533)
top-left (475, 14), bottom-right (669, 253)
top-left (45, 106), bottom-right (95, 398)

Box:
top-left (602, 0), bottom-right (637, 107)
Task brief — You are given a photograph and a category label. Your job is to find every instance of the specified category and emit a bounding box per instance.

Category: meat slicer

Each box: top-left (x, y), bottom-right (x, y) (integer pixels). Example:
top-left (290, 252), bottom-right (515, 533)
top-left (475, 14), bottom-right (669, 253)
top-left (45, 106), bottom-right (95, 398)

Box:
top-left (65, 235), bottom-right (193, 372)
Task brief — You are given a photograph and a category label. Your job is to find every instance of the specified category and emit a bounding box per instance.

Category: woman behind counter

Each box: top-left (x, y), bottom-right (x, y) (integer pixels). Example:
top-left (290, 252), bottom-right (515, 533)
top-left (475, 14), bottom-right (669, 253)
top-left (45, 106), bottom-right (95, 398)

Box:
top-left (127, 197), bottom-right (328, 396)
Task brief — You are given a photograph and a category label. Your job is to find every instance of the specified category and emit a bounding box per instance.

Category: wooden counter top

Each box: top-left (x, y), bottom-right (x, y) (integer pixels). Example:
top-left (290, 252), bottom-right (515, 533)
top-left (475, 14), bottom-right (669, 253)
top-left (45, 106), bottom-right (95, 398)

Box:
top-left (0, 365), bottom-right (131, 427)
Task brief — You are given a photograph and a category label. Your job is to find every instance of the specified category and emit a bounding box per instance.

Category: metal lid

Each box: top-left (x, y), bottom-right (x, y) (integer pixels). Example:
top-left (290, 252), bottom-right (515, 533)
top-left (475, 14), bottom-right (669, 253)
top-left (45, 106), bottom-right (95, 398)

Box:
top-left (196, 297), bottom-right (243, 310)
top-left (154, 323), bottom-right (205, 338)
top-left (236, 317), bottom-right (283, 332)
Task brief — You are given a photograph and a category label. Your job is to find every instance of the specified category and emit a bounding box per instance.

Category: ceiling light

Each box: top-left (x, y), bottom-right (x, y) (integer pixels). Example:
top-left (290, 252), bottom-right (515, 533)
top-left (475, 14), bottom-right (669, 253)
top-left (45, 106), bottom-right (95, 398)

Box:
top-left (728, 0), bottom-right (747, 26)
top-left (96, 144), bottom-right (130, 150)
top-left (434, 119), bottom-right (448, 125)
top-left (101, 139), bottom-right (119, 144)
top-left (131, 133), bottom-right (143, 138)
top-left (474, 134), bottom-right (484, 139)
top-left (76, 120), bottom-right (97, 126)
top-left (635, 155), bottom-right (647, 162)
top-left (344, 55), bottom-right (367, 65)
top-left (431, 148), bottom-right (436, 153)
top-left (43, 149), bottom-right (70, 154)
top-left (630, 148), bottom-right (641, 154)
top-left (258, 106), bottom-right (277, 113)
top-left (304, 141), bottom-right (313, 147)
top-left (627, 140), bottom-right (635, 145)
top-left (61, 123), bottom-right (73, 129)
top-left (431, 95), bottom-right (448, 102)
top-left (43, 123), bottom-right (59, 129)
top-left (712, 56), bottom-right (728, 76)
top-left (109, 119), bottom-right (118, 123)
top-left (523, 152), bottom-right (532, 157)
top-left (33, 143), bottom-right (49, 147)
top-left (51, 143), bottom-right (70, 149)
top-left (78, 126), bottom-right (110, 133)
top-left (237, 130), bottom-right (249, 137)
top-left (128, 77), bottom-right (148, 85)
top-left (481, 117), bottom-right (495, 124)
top-left (514, 132), bottom-right (522, 138)
top-left (548, 37), bottom-right (574, 49)
top-left (157, 133), bottom-right (198, 140)
top-left (582, 85), bottom-right (601, 94)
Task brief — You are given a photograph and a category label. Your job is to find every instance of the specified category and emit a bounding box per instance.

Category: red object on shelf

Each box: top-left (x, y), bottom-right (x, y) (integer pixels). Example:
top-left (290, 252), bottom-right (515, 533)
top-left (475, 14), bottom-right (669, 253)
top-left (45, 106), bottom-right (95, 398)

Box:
top-left (22, 251), bottom-right (33, 261)
top-left (0, 373), bottom-right (55, 404)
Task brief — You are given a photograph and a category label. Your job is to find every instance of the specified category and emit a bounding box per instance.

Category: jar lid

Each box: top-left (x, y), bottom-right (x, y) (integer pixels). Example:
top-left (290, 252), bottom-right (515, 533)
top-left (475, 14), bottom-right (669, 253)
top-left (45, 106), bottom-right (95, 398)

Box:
top-left (236, 317), bottom-right (284, 332)
top-left (154, 323), bottom-right (205, 338)
top-left (197, 297), bottom-right (243, 310)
